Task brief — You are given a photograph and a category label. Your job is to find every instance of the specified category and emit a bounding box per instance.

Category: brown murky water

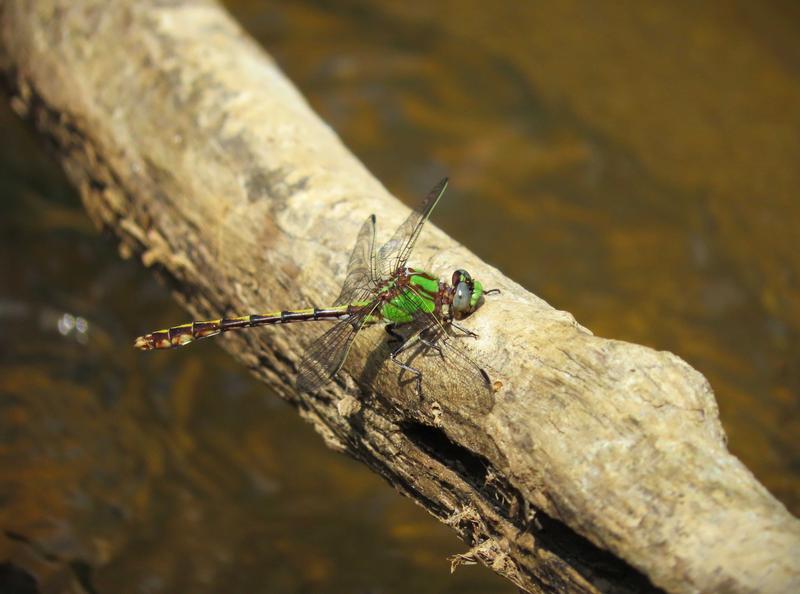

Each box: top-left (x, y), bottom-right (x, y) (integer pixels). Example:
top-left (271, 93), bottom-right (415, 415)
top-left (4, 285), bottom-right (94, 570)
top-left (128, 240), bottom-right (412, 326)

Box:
top-left (1, 1), bottom-right (798, 592)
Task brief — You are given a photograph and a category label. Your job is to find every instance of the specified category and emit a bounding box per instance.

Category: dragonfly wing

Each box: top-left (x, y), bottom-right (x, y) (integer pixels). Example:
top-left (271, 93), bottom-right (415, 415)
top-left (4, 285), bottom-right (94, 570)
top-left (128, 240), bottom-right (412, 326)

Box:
top-left (391, 291), bottom-right (495, 413)
top-left (377, 178), bottom-right (448, 277)
top-left (408, 319), bottom-right (495, 413)
top-left (296, 302), bottom-right (380, 392)
top-left (334, 214), bottom-right (378, 306)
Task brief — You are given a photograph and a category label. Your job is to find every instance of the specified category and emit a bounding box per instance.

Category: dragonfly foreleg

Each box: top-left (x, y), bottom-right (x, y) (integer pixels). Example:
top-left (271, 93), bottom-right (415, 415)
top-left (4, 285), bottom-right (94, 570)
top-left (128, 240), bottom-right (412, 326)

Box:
top-left (450, 320), bottom-right (478, 339)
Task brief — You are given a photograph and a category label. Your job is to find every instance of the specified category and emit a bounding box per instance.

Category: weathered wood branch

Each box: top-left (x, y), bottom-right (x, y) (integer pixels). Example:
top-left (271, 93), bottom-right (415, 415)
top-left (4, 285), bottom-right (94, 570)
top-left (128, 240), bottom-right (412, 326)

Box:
top-left (2, 1), bottom-right (798, 592)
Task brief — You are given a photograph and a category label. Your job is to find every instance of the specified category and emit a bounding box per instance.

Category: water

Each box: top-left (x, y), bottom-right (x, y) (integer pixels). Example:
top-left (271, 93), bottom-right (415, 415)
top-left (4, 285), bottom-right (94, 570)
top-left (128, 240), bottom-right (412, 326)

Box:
top-left (1, 1), bottom-right (798, 592)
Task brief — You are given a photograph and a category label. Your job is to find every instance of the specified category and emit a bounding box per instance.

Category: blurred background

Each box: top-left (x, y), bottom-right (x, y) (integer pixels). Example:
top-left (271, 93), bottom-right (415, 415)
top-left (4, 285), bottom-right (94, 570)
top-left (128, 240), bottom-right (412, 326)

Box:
top-left (1, 1), bottom-right (798, 592)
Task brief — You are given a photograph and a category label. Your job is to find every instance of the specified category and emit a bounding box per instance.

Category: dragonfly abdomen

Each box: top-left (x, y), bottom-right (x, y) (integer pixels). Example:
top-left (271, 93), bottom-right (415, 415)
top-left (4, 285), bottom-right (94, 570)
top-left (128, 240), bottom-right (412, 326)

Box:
top-left (134, 307), bottom-right (355, 351)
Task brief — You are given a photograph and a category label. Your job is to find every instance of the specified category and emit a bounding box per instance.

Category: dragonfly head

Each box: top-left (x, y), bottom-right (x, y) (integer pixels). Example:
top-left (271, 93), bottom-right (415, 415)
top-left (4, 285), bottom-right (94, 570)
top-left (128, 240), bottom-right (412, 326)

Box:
top-left (451, 269), bottom-right (485, 319)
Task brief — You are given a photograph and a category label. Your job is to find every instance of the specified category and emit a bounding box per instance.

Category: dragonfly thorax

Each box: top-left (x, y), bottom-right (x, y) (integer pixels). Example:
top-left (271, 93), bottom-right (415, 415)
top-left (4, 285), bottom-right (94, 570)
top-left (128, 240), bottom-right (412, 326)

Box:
top-left (378, 267), bottom-right (485, 324)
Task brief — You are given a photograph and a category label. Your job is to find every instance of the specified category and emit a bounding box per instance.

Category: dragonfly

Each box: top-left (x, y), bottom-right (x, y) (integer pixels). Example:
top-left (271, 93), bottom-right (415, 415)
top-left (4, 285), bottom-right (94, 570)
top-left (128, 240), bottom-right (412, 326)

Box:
top-left (134, 178), bottom-right (498, 398)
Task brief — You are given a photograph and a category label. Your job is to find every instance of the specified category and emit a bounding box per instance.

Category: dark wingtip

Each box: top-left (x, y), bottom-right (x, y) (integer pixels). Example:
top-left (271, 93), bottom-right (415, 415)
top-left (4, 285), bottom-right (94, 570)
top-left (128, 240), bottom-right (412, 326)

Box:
top-left (431, 177), bottom-right (449, 196)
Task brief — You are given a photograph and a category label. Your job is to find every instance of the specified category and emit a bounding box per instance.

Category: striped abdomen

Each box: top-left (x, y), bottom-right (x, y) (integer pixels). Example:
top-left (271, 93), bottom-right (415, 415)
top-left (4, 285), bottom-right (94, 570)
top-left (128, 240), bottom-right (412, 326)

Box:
top-left (134, 306), bottom-right (359, 351)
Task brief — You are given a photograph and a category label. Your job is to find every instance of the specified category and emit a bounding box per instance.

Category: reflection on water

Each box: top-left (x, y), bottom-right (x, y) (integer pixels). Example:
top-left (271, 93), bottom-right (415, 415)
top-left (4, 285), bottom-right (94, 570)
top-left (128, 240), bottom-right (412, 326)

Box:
top-left (2, 1), bottom-right (798, 592)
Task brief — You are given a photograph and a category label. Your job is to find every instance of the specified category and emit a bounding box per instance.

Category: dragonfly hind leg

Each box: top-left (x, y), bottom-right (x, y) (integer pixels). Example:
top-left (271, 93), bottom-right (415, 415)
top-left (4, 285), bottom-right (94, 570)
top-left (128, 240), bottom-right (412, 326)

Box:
top-left (417, 326), bottom-right (445, 359)
top-left (385, 322), bottom-right (405, 345)
top-left (386, 324), bottom-right (425, 397)
top-left (389, 347), bottom-right (424, 398)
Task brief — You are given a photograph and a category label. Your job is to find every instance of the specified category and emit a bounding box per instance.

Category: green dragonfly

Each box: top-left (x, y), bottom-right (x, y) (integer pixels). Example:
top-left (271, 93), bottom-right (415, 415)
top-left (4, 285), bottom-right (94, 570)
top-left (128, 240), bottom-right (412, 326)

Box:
top-left (135, 178), bottom-right (497, 397)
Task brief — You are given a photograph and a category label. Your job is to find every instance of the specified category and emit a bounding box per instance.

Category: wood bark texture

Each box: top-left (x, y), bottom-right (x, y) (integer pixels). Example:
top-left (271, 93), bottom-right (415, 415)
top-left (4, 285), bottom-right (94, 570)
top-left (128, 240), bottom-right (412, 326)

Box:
top-left (1, 1), bottom-right (798, 593)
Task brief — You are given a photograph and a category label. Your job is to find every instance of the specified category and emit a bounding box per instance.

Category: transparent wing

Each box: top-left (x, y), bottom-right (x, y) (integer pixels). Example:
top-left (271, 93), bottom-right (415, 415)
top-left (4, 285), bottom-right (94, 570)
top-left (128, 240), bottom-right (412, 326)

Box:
top-left (401, 312), bottom-right (495, 414)
top-left (334, 214), bottom-right (378, 306)
top-left (377, 178), bottom-right (448, 277)
top-left (389, 285), bottom-right (494, 412)
top-left (296, 301), bottom-right (380, 392)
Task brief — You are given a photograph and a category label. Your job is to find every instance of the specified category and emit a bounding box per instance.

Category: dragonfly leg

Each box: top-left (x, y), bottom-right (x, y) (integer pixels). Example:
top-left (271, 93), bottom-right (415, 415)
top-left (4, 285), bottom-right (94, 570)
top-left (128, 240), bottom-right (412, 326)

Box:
top-left (389, 347), bottom-right (424, 398)
top-left (450, 320), bottom-right (478, 339)
top-left (384, 323), bottom-right (421, 395)
top-left (485, 288), bottom-right (502, 296)
top-left (418, 327), bottom-right (445, 360)
top-left (385, 322), bottom-right (405, 345)
top-left (388, 331), bottom-right (432, 397)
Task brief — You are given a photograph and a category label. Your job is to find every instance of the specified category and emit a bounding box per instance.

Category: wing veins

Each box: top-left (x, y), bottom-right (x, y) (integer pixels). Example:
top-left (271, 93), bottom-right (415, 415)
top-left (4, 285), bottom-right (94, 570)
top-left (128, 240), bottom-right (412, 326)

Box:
top-left (377, 178), bottom-right (448, 276)
top-left (296, 301), bottom-right (381, 392)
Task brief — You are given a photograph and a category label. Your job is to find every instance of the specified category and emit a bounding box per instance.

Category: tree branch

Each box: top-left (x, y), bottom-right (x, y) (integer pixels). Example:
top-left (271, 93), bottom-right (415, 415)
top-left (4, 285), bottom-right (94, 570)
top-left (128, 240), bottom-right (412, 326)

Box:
top-left (1, 1), bottom-right (798, 592)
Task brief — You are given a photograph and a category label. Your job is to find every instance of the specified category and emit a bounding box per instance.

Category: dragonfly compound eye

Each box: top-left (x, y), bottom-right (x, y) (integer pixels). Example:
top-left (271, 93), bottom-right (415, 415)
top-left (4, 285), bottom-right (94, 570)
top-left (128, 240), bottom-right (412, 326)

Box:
top-left (451, 269), bottom-right (472, 287)
top-left (452, 281), bottom-right (473, 315)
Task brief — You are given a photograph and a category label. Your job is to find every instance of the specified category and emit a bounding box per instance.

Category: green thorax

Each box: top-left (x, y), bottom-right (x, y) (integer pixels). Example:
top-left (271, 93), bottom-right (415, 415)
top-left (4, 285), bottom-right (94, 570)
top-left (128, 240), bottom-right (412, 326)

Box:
top-left (380, 271), bottom-right (439, 324)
